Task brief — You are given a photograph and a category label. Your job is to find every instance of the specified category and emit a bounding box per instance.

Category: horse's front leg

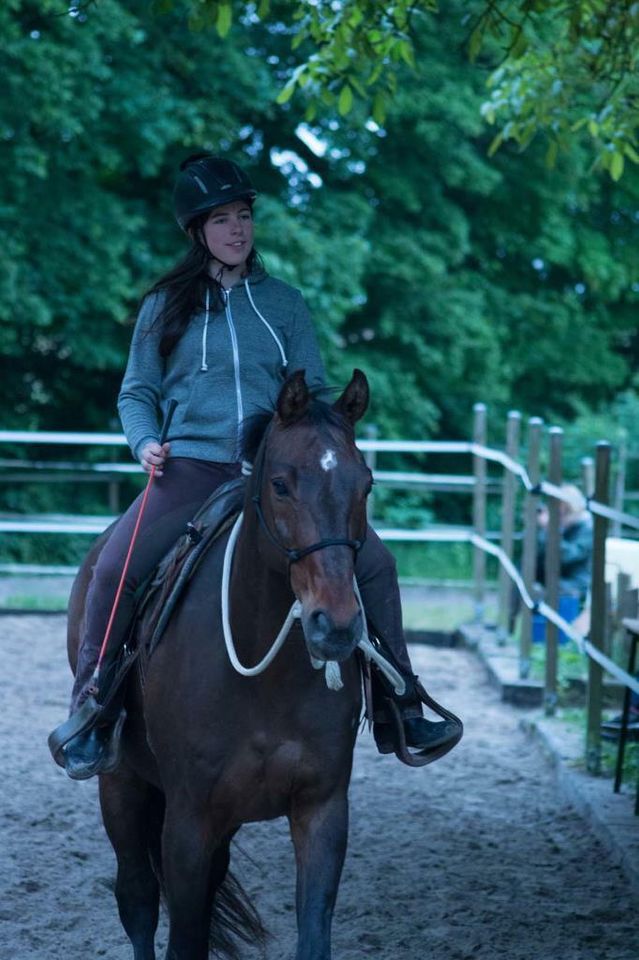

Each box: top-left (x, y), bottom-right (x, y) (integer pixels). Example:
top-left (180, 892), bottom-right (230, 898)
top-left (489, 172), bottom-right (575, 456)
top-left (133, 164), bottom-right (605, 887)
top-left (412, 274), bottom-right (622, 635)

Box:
top-left (162, 806), bottom-right (221, 960)
top-left (99, 771), bottom-right (163, 960)
top-left (288, 788), bottom-right (350, 960)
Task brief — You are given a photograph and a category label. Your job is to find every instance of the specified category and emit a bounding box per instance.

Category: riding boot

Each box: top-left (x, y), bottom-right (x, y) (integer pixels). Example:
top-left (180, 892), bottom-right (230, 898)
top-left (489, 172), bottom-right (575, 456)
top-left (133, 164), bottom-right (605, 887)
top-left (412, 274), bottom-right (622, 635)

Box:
top-left (60, 634), bottom-right (129, 779)
top-left (355, 527), bottom-right (462, 759)
top-left (369, 655), bottom-right (461, 756)
top-left (60, 579), bottom-right (135, 780)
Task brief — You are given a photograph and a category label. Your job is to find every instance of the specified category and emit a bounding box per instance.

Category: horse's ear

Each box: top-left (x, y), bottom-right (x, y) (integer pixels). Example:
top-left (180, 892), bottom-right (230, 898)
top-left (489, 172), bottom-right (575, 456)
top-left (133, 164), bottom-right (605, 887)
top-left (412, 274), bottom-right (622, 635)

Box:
top-left (333, 369), bottom-right (369, 424)
top-left (277, 369), bottom-right (311, 425)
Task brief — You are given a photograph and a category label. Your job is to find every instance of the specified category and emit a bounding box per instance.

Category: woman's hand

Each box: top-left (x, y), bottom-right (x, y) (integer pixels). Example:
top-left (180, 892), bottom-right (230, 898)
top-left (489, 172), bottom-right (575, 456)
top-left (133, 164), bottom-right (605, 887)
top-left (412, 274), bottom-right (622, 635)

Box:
top-left (140, 441), bottom-right (171, 477)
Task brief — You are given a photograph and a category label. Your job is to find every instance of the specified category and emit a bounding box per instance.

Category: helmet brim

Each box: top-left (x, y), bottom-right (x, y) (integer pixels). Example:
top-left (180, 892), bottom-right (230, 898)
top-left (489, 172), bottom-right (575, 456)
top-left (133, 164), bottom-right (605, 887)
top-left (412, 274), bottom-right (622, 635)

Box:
top-left (178, 190), bottom-right (257, 232)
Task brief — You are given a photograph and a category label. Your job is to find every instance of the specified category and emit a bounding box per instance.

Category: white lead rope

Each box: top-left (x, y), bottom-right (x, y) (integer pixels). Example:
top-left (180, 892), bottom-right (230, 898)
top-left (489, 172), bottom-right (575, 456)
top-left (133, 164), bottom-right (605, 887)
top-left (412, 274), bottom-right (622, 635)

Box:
top-left (221, 513), bottom-right (299, 675)
top-left (221, 512), bottom-right (406, 695)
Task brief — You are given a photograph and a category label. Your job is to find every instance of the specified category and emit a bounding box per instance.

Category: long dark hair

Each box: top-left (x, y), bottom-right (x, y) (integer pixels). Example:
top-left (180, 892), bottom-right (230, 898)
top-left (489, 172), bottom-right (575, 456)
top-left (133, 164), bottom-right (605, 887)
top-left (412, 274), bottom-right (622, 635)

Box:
top-left (141, 211), bottom-right (262, 358)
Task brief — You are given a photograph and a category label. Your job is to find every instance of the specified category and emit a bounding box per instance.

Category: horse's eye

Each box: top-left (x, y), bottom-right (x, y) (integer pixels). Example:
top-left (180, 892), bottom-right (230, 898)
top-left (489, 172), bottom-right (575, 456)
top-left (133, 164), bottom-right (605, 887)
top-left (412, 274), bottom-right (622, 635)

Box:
top-left (271, 478), bottom-right (289, 497)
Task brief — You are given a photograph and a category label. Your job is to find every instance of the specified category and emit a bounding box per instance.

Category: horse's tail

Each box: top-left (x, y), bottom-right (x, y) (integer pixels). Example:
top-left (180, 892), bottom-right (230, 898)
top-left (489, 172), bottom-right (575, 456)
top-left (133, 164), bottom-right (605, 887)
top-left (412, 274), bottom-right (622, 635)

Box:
top-left (148, 821), bottom-right (268, 960)
top-left (209, 851), bottom-right (269, 959)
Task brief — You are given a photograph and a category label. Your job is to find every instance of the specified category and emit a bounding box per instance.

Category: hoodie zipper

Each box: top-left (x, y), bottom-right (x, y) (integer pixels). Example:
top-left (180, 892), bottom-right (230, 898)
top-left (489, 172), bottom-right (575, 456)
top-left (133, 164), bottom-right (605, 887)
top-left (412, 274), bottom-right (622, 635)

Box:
top-left (223, 287), bottom-right (244, 445)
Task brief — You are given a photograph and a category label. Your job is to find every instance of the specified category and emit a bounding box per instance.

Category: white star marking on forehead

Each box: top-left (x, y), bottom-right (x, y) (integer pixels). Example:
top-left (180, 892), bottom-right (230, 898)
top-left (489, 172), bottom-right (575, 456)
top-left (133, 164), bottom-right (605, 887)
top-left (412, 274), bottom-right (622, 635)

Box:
top-left (320, 449), bottom-right (338, 472)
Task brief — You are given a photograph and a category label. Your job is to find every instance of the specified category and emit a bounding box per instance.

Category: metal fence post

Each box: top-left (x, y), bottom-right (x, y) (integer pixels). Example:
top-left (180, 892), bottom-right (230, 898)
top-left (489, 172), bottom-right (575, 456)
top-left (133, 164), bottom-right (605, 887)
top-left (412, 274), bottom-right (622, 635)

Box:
top-left (497, 411), bottom-right (521, 645)
top-left (519, 417), bottom-right (544, 679)
top-left (472, 403), bottom-right (487, 624)
top-left (586, 442), bottom-right (611, 775)
top-left (544, 427), bottom-right (563, 715)
top-left (363, 424), bottom-right (378, 525)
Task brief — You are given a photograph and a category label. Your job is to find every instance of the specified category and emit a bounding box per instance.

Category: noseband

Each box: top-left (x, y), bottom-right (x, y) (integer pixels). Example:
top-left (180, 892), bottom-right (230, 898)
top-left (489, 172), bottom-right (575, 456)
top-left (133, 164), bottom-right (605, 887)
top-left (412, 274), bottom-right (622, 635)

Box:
top-left (250, 424), bottom-right (365, 566)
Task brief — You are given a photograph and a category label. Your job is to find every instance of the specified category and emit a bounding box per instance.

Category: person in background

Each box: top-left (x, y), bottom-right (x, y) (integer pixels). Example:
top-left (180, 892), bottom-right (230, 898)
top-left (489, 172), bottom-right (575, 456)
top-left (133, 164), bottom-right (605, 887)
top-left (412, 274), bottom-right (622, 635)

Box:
top-left (508, 484), bottom-right (592, 635)
top-left (535, 484), bottom-right (593, 606)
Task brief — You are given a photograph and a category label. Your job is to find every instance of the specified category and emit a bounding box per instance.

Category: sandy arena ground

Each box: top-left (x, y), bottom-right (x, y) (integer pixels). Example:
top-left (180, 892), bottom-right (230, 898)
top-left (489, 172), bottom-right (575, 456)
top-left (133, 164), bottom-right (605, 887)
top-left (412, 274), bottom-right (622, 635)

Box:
top-left (1, 613), bottom-right (638, 960)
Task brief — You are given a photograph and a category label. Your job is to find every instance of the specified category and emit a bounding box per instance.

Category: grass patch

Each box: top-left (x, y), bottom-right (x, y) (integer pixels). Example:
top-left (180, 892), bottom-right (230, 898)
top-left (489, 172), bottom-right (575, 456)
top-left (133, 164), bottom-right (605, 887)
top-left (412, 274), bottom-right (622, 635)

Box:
top-left (0, 593), bottom-right (68, 611)
top-left (553, 706), bottom-right (639, 783)
top-left (402, 597), bottom-right (474, 632)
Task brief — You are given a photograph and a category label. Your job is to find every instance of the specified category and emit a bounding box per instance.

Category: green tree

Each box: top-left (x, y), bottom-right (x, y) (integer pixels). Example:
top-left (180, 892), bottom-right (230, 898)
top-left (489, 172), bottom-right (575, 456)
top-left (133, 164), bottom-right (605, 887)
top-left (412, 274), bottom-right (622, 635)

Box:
top-left (0, 0), bottom-right (371, 431)
top-left (312, 9), bottom-right (639, 440)
top-left (154, 0), bottom-right (639, 178)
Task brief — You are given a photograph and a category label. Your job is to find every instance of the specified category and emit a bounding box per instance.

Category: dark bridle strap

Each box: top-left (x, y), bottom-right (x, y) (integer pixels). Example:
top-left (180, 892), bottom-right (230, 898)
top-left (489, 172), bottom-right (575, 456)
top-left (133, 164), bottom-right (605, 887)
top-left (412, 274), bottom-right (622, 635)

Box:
top-left (251, 494), bottom-right (364, 564)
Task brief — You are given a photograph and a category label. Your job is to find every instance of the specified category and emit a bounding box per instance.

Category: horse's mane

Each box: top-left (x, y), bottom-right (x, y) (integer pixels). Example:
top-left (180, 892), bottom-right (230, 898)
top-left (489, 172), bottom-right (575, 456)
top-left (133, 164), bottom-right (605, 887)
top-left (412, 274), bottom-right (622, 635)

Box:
top-left (240, 391), bottom-right (352, 464)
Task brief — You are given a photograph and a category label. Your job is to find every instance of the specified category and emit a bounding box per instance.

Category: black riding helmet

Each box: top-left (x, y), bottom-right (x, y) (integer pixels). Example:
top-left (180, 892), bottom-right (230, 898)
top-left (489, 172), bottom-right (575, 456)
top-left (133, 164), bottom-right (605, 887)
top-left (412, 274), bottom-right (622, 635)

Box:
top-left (173, 154), bottom-right (257, 232)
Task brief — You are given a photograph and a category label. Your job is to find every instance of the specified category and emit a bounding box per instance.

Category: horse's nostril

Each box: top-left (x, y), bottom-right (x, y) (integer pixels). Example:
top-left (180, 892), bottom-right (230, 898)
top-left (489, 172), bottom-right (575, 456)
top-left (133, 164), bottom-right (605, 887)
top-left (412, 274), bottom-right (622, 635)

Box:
top-left (306, 608), bottom-right (362, 658)
top-left (310, 610), bottom-right (331, 641)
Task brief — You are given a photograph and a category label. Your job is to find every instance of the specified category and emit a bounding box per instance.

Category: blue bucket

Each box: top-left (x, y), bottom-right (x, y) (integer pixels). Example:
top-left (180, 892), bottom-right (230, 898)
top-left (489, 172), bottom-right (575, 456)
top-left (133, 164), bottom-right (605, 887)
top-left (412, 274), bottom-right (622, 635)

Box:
top-left (532, 594), bottom-right (580, 646)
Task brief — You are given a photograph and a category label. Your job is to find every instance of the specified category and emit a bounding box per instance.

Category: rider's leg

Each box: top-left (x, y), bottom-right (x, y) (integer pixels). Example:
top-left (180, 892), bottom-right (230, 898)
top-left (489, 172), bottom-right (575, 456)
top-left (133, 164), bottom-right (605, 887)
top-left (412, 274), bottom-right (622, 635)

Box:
top-left (70, 458), bottom-right (240, 711)
top-left (355, 526), bottom-right (460, 753)
top-left (63, 459), bottom-right (240, 778)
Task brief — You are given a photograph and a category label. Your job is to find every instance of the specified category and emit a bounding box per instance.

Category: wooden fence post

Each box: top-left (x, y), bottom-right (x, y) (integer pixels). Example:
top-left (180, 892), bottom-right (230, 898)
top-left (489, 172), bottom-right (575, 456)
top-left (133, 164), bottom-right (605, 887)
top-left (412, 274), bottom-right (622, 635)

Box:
top-left (497, 411), bottom-right (521, 645)
top-left (586, 442), bottom-right (611, 775)
top-left (544, 427), bottom-right (563, 715)
top-left (519, 417), bottom-right (543, 679)
top-left (363, 423), bottom-right (378, 525)
top-left (581, 456), bottom-right (595, 499)
top-left (473, 403), bottom-right (487, 624)
top-left (612, 430), bottom-right (627, 538)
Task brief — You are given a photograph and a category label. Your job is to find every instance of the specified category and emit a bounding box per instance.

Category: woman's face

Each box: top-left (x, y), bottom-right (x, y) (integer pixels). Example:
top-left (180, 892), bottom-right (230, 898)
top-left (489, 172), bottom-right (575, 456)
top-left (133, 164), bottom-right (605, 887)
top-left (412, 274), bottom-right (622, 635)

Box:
top-left (201, 199), bottom-right (254, 270)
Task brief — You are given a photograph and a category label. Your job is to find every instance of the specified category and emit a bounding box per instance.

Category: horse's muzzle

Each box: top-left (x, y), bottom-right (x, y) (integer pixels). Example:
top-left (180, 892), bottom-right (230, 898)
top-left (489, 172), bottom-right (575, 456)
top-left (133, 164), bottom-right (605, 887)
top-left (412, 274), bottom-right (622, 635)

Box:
top-left (303, 608), bottom-right (363, 663)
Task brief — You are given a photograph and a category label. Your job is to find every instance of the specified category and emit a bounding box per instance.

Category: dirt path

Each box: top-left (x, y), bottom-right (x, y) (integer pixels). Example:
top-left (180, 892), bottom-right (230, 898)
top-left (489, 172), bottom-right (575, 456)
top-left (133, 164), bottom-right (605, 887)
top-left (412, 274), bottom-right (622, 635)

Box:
top-left (1, 614), bottom-right (637, 960)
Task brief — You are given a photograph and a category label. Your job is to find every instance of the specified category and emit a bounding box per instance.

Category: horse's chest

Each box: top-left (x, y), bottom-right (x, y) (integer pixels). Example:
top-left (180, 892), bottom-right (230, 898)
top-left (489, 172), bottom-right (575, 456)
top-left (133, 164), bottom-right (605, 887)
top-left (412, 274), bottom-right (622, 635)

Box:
top-left (217, 737), bottom-right (322, 821)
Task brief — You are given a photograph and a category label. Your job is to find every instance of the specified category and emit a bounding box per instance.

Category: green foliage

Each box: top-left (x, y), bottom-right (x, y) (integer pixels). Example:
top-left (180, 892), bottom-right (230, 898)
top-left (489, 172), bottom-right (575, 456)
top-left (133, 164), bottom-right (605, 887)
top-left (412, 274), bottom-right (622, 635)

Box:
top-left (326, 13), bottom-right (639, 440)
top-left (152, 0), bottom-right (639, 179)
top-left (475, 1), bottom-right (639, 179)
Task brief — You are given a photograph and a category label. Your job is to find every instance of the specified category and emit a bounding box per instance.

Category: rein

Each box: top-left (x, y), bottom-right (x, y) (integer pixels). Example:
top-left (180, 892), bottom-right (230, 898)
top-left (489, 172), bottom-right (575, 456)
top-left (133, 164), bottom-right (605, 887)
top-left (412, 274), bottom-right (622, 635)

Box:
top-left (220, 511), bottom-right (406, 695)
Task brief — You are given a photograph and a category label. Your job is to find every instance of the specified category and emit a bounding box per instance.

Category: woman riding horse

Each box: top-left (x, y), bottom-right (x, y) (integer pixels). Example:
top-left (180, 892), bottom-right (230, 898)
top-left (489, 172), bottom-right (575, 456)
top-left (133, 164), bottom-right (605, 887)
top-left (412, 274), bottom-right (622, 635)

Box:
top-left (54, 153), bottom-right (461, 779)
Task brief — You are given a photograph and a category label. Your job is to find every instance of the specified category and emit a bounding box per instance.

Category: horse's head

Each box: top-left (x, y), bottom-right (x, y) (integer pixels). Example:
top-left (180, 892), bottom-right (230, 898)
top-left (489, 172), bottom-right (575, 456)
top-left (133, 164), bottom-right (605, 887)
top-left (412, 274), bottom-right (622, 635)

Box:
top-left (253, 369), bottom-right (372, 664)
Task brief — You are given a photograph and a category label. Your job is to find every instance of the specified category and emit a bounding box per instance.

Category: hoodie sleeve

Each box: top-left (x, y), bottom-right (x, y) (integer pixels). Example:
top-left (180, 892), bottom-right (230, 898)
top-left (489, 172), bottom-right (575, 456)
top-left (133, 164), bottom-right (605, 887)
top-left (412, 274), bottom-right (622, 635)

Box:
top-left (117, 293), bottom-right (165, 461)
top-left (286, 291), bottom-right (326, 392)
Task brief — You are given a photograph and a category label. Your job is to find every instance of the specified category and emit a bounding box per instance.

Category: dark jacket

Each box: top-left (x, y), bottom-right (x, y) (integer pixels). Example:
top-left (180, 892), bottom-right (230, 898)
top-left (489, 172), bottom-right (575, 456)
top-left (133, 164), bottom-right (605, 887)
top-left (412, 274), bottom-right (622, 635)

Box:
top-left (536, 514), bottom-right (593, 600)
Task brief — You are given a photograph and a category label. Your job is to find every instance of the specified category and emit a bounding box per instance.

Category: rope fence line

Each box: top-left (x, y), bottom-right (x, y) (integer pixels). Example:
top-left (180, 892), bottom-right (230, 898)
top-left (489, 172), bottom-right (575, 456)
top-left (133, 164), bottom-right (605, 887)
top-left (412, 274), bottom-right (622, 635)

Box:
top-left (469, 533), bottom-right (639, 698)
top-left (471, 441), bottom-right (639, 534)
top-left (377, 523), bottom-right (639, 697)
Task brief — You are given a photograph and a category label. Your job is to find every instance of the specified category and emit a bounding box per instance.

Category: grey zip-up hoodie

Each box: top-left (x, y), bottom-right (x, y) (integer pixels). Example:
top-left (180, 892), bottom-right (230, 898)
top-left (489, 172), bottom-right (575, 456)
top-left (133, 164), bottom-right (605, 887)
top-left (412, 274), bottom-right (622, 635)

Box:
top-left (118, 268), bottom-right (326, 463)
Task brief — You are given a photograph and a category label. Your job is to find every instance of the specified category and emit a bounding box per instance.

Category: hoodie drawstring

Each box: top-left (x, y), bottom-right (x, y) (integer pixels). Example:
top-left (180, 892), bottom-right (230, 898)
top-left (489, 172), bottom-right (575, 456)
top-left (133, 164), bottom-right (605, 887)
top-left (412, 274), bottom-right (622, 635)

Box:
top-left (200, 280), bottom-right (289, 374)
top-left (201, 287), bottom-right (210, 372)
top-left (243, 279), bottom-right (288, 370)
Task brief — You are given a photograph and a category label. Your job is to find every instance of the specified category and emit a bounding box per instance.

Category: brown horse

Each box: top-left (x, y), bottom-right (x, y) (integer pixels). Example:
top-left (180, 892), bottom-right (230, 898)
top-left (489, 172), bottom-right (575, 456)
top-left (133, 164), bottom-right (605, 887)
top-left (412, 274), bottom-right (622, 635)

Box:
top-left (67, 369), bottom-right (372, 960)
